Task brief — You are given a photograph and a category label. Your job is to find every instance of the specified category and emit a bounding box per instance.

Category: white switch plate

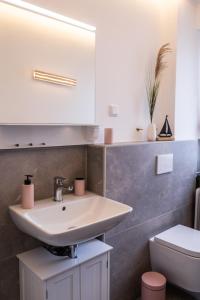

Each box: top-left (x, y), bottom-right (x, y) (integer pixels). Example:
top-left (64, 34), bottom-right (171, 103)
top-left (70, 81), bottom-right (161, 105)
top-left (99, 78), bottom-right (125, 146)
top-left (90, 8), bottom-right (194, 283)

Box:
top-left (109, 104), bottom-right (119, 117)
top-left (156, 154), bottom-right (173, 175)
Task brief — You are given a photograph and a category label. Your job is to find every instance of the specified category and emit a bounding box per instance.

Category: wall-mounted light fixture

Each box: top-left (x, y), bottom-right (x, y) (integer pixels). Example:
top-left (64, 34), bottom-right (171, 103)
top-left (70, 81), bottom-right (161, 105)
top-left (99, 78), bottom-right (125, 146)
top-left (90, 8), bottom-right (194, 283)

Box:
top-left (33, 70), bottom-right (77, 87)
top-left (1, 0), bottom-right (96, 32)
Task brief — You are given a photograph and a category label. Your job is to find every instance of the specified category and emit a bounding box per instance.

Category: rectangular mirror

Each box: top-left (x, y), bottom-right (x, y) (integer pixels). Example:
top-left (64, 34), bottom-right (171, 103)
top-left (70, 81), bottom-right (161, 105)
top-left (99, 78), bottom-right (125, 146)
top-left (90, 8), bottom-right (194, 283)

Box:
top-left (0, 2), bottom-right (95, 125)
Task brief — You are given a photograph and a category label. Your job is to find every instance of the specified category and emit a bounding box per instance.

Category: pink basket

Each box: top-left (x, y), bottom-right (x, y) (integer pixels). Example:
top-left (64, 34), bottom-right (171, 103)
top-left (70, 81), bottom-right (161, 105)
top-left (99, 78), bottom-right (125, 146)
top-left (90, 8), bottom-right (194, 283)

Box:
top-left (141, 272), bottom-right (166, 300)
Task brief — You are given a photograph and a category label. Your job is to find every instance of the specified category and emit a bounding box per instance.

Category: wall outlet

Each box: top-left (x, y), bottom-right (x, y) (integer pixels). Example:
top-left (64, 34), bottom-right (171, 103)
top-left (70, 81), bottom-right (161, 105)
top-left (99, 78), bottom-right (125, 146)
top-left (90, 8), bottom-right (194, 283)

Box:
top-left (156, 154), bottom-right (173, 175)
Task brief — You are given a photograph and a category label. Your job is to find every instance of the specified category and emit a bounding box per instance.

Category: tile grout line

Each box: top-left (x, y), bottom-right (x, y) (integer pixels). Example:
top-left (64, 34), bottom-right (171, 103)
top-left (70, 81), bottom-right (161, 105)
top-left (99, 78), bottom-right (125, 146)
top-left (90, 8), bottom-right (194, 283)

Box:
top-left (107, 202), bottom-right (193, 240)
top-left (85, 146), bottom-right (88, 187)
top-left (102, 146), bottom-right (107, 196)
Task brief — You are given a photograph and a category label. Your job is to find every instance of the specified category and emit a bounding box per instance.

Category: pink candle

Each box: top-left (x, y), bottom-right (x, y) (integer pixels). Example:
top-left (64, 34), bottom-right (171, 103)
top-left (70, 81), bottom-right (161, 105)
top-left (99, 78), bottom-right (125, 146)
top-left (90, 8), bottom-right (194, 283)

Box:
top-left (74, 178), bottom-right (85, 196)
top-left (104, 128), bottom-right (113, 144)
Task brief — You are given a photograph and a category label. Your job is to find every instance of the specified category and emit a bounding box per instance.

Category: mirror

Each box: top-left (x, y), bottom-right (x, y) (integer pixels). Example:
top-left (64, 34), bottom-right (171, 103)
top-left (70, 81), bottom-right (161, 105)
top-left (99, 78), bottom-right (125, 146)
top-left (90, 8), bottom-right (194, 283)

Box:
top-left (0, 2), bottom-right (95, 125)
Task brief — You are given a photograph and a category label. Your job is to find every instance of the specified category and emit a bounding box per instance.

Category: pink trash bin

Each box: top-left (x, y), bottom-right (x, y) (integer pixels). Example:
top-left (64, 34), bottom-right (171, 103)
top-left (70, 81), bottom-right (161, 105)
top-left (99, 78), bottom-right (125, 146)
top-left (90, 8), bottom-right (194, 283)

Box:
top-left (141, 272), bottom-right (166, 300)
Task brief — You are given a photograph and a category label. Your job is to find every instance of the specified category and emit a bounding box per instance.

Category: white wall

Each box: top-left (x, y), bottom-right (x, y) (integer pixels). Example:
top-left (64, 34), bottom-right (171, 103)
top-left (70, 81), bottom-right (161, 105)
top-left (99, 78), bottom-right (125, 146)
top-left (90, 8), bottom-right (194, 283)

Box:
top-left (175, 0), bottom-right (198, 140)
top-left (196, 1), bottom-right (200, 138)
top-left (23, 0), bottom-right (178, 143)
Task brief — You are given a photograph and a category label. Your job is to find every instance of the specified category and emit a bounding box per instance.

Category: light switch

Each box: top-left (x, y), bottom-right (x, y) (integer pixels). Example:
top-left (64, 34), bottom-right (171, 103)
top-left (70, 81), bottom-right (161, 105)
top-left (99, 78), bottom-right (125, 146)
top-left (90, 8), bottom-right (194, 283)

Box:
top-left (156, 154), bottom-right (173, 175)
top-left (109, 104), bottom-right (119, 117)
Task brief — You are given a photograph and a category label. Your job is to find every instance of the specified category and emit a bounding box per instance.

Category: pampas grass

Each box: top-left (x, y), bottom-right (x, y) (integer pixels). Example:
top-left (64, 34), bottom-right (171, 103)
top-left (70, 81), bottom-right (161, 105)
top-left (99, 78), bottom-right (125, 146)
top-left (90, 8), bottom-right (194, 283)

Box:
top-left (147, 43), bottom-right (171, 123)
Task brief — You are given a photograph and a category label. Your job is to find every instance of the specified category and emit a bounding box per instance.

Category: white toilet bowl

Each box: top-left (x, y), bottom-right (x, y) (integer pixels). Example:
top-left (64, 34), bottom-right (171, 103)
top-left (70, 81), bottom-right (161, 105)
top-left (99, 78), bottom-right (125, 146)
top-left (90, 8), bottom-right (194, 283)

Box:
top-left (150, 225), bottom-right (200, 299)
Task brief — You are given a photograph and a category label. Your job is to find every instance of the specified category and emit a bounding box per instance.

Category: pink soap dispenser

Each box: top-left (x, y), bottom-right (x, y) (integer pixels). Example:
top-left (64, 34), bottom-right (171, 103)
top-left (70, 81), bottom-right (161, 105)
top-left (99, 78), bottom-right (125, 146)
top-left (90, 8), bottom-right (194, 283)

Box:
top-left (21, 175), bottom-right (34, 209)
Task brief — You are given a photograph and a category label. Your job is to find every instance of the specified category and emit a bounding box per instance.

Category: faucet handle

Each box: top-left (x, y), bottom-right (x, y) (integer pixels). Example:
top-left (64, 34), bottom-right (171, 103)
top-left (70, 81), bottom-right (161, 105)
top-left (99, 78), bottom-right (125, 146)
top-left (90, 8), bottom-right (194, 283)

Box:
top-left (54, 176), bottom-right (67, 186)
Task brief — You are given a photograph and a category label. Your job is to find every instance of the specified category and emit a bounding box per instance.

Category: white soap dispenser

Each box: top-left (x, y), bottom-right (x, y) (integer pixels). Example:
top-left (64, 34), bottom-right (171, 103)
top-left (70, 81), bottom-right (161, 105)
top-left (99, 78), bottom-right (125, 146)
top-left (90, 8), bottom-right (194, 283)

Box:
top-left (21, 175), bottom-right (34, 209)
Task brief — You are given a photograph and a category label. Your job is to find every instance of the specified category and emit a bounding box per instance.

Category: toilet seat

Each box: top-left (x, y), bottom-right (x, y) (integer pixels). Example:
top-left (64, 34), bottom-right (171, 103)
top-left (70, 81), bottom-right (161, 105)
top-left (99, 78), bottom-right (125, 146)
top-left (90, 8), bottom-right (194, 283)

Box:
top-left (154, 225), bottom-right (200, 258)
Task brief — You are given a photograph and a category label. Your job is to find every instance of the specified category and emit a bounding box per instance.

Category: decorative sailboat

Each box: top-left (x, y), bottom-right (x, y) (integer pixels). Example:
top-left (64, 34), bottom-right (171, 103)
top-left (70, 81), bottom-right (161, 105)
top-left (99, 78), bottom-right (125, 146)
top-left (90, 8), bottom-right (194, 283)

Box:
top-left (157, 115), bottom-right (174, 141)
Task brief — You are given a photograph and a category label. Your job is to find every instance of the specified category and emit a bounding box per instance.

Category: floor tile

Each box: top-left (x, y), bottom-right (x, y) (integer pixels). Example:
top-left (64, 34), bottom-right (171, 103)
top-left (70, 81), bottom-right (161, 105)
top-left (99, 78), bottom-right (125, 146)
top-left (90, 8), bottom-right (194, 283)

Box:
top-left (137, 284), bottom-right (195, 300)
top-left (166, 284), bottom-right (195, 300)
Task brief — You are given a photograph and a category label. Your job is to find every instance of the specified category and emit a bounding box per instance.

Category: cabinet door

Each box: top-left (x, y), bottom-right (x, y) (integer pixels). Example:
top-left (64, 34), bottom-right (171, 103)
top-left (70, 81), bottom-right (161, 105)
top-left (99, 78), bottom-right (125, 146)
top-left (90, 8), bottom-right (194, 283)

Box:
top-left (0, 5), bottom-right (95, 125)
top-left (47, 267), bottom-right (80, 300)
top-left (80, 254), bottom-right (109, 300)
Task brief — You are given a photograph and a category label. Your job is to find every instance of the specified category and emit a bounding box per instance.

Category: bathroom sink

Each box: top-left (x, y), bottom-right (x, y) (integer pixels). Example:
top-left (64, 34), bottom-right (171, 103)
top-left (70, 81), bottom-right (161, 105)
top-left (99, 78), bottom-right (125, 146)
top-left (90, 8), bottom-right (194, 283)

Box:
top-left (9, 192), bottom-right (132, 246)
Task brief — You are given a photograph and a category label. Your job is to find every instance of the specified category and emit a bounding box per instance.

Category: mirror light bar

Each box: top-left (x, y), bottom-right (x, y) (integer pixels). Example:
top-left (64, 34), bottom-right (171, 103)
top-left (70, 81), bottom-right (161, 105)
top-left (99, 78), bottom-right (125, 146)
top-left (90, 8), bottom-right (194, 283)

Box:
top-left (33, 70), bottom-right (77, 87)
top-left (1, 0), bottom-right (96, 32)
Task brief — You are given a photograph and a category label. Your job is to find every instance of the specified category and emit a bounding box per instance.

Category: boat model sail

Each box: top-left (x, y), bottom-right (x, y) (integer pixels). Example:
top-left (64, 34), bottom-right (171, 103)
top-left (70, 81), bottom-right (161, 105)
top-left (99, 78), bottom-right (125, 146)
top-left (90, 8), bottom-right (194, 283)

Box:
top-left (158, 115), bottom-right (172, 137)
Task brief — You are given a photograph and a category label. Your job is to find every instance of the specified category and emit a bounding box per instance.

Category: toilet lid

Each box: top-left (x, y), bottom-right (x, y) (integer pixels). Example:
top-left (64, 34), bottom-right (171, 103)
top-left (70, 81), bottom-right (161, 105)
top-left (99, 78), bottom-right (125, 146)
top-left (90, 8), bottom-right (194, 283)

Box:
top-left (154, 225), bottom-right (200, 258)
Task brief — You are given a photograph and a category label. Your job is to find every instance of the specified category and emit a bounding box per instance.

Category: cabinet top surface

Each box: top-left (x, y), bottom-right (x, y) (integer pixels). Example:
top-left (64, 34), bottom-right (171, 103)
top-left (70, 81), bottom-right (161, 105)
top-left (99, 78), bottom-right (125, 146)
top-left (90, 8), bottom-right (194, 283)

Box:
top-left (17, 239), bottom-right (112, 280)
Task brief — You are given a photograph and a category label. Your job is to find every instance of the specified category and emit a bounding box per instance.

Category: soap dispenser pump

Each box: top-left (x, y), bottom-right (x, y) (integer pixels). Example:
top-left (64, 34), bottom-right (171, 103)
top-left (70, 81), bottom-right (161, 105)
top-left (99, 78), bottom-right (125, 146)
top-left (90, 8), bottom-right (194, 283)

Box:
top-left (21, 175), bottom-right (34, 209)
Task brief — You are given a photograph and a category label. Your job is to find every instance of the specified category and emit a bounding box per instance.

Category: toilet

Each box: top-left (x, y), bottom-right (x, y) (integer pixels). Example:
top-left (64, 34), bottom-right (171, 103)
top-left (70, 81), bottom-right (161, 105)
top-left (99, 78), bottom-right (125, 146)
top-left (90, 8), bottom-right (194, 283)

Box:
top-left (150, 225), bottom-right (200, 299)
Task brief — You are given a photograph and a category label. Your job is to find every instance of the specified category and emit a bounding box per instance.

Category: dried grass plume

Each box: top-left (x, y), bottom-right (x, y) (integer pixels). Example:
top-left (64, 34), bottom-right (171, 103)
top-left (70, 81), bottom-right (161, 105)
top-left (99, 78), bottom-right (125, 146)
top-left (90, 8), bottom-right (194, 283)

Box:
top-left (147, 43), bottom-right (171, 123)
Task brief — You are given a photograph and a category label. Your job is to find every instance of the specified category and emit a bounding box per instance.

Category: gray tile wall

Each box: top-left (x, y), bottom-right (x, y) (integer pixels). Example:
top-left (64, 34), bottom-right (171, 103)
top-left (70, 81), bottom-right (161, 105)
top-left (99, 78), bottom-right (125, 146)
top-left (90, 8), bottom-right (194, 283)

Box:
top-left (87, 145), bottom-right (105, 195)
top-left (198, 139), bottom-right (200, 172)
top-left (0, 146), bottom-right (86, 300)
top-left (88, 140), bottom-right (197, 300)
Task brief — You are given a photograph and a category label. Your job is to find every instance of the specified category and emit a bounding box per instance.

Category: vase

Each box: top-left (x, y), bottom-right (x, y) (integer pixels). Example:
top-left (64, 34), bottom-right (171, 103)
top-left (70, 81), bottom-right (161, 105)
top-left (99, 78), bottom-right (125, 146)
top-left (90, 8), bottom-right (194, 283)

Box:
top-left (147, 123), bottom-right (157, 141)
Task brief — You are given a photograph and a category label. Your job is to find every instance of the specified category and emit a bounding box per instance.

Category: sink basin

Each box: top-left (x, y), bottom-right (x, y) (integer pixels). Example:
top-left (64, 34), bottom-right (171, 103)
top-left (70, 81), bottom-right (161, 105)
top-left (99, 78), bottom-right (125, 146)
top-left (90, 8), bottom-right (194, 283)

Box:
top-left (9, 192), bottom-right (132, 246)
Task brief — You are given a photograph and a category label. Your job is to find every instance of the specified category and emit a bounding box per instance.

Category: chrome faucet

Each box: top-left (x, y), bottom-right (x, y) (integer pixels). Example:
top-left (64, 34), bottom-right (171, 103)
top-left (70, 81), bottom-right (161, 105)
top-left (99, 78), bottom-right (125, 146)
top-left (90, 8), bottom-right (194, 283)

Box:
top-left (53, 176), bottom-right (73, 202)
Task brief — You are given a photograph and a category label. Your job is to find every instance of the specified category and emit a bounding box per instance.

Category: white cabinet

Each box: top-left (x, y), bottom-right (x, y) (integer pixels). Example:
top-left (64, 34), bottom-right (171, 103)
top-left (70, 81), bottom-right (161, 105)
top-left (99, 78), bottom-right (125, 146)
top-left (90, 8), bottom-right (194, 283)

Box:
top-left (0, 1), bottom-right (95, 125)
top-left (17, 240), bottom-right (112, 300)
top-left (0, 2), bottom-right (95, 125)
top-left (80, 254), bottom-right (109, 300)
top-left (47, 267), bottom-right (80, 300)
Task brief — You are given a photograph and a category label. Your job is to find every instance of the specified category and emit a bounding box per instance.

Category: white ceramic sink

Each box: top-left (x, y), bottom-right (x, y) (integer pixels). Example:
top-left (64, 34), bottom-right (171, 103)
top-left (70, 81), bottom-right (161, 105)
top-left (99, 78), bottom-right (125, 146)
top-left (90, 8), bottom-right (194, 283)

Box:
top-left (9, 192), bottom-right (132, 246)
